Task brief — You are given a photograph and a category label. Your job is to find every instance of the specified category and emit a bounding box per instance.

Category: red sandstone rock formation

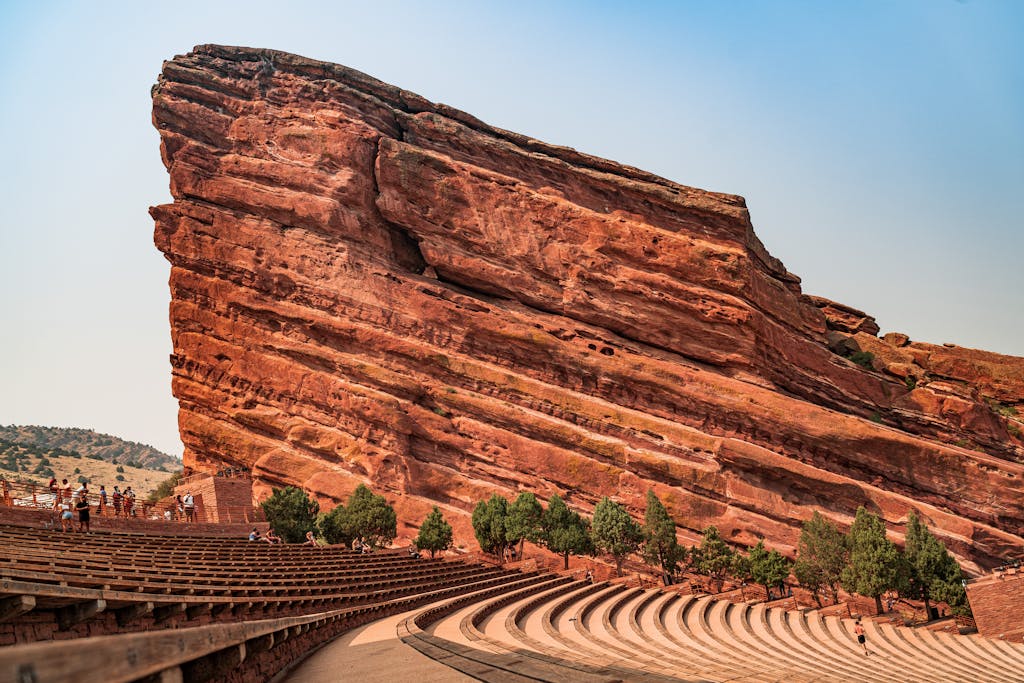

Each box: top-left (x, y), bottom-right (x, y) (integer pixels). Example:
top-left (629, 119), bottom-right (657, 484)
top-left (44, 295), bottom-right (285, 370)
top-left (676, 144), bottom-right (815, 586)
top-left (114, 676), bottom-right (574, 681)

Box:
top-left (151, 45), bottom-right (1024, 572)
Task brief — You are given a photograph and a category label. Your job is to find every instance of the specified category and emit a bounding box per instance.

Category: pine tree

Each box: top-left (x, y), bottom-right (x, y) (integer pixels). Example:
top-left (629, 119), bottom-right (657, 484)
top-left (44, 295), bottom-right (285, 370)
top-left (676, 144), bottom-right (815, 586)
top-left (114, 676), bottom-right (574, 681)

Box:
top-left (592, 497), bottom-right (644, 576)
top-left (415, 506), bottom-right (454, 558)
top-left (541, 494), bottom-right (594, 570)
top-left (641, 490), bottom-right (685, 585)
top-left (692, 526), bottom-right (735, 593)
top-left (748, 539), bottom-right (793, 599)
top-left (933, 553), bottom-right (970, 617)
top-left (904, 510), bottom-right (970, 618)
top-left (343, 484), bottom-right (398, 549)
top-left (261, 486), bottom-right (319, 543)
top-left (317, 502), bottom-right (353, 546)
top-left (730, 553), bottom-right (752, 595)
top-left (506, 492), bottom-right (544, 559)
top-left (472, 494), bottom-right (509, 561)
top-left (793, 512), bottom-right (849, 606)
top-left (841, 506), bottom-right (907, 614)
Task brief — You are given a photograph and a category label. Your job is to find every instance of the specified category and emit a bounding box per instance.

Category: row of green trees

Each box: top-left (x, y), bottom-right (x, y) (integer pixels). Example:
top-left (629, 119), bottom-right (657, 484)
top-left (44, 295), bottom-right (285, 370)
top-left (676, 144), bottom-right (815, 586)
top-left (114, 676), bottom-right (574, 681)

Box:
top-left (261, 485), bottom-right (399, 547)
top-left (470, 490), bottom-right (790, 594)
top-left (472, 492), bottom-right (592, 570)
top-left (795, 508), bottom-right (969, 615)
top-left (471, 490), bottom-right (969, 615)
top-left (263, 484), bottom-right (969, 616)
top-left (260, 485), bottom-right (455, 557)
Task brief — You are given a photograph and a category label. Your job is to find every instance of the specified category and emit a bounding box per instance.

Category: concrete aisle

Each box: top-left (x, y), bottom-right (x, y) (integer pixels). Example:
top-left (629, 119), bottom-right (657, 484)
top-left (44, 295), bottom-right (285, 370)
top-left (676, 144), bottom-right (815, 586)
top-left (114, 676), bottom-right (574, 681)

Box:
top-left (282, 607), bottom-right (476, 683)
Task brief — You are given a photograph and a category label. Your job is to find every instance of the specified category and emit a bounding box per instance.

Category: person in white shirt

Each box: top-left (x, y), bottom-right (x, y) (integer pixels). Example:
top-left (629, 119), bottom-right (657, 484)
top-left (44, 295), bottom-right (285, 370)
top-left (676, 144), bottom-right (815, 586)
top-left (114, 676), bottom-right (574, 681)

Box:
top-left (183, 492), bottom-right (195, 522)
top-left (59, 498), bottom-right (73, 532)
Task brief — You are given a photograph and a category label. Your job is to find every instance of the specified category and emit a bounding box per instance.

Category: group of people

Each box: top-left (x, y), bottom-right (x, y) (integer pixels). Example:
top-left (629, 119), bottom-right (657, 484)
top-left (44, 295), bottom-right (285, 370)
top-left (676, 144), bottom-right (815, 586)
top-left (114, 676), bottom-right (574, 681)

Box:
top-left (107, 484), bottom-right (137, 517)
top-left (46, 476), bottom-right (197, 530)
top-left (50, 478), bottom-right (134, 515)
top-left (163, 493), bottom-right (196, 522)
top-left (48, 478), bottom-right (94, 532)
top-left (49, 478), bottom-right (90, 531)
top-left (48, 477), bottom-right (138, 522)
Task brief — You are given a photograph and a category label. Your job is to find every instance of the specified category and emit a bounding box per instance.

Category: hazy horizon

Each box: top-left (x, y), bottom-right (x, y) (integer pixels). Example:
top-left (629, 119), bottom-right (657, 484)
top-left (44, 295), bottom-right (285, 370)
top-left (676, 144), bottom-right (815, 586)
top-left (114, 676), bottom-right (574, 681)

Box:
top-left (2, 1), bottom-right (1022, 458)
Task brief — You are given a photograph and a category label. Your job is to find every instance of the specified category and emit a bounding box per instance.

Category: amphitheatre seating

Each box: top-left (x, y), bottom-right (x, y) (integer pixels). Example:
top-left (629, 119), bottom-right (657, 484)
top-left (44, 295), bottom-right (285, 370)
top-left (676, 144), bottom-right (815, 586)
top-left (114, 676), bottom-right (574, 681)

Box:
top-left (398, 572), bottom-right (1024, 682)
top-left (0, 523), bottom-right (542, 683)
top-left (3, 522), bottom-right (1024, 682)
top-left (0, 525), bottom-right (520, 644)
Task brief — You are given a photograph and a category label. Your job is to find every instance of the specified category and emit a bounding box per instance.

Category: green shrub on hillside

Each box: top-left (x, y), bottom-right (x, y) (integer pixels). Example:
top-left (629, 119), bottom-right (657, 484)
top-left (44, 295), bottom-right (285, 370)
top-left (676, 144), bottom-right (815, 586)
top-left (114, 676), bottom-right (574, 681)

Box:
top-left (0, 425), bottom-right (181, 471)
top-left (147, 471), bottom-right (183, 502)
top-left (848, 350), bottom-right (875, 370)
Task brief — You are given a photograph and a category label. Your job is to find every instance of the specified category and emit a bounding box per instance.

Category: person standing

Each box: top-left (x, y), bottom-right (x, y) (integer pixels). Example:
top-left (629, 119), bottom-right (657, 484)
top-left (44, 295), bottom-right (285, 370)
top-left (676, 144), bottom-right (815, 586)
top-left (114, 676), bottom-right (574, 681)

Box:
top-left (98, 485), bottom-right (108, 515)
top-left (112, 486), bottom-right (123, 517)
top-left (75, 492), bottom-right (91, 532)
top-left (59, 496), bottom-right (73, 532)
top-left (124, 487), bottom-right (136, 517)
top-left (183, 491), bottom-right (195, 522)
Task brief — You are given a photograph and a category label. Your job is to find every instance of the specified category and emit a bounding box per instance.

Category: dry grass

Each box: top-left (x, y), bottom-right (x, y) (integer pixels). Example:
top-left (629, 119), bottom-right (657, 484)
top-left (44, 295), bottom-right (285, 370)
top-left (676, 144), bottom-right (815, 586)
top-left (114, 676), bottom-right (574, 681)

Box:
top-left (0, 453), bottom-right (173, 499)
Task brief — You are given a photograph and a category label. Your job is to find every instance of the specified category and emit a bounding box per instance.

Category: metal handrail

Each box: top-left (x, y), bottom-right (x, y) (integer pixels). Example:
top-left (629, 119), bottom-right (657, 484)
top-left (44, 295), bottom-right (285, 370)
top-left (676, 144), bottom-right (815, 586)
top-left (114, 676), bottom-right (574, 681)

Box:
top-left (0, 480), bottom-right (263, 525)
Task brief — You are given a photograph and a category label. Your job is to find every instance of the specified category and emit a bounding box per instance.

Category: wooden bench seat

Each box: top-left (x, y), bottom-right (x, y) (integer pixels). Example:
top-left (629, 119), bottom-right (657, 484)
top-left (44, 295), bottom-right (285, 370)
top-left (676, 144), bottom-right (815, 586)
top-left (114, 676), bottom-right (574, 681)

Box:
top-left (0, 564), bottom-right (540, 683)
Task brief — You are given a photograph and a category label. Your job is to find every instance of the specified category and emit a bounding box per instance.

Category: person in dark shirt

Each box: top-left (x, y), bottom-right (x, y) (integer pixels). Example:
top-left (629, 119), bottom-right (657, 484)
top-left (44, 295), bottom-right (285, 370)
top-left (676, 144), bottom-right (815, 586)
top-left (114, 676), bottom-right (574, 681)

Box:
top-left (75, 492), bottom-right (91, 532)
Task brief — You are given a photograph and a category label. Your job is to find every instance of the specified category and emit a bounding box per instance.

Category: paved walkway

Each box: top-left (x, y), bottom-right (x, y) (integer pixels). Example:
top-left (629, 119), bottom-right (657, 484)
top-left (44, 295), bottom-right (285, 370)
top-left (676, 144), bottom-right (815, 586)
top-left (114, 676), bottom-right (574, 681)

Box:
top-left (283, 607), bottom-right (475, 683)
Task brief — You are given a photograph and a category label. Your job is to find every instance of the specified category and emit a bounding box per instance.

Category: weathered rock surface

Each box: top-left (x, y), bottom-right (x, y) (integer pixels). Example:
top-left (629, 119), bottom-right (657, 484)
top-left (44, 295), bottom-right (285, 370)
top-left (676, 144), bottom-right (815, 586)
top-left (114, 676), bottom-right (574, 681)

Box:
top-left (151, 45), bottom-right (1024, 572)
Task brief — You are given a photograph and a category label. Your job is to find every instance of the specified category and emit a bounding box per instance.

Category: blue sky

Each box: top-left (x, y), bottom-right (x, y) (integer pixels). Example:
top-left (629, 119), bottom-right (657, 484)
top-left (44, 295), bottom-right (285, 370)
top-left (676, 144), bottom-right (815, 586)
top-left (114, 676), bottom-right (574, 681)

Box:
top-left (1, 1), bottom-right (1021, 457)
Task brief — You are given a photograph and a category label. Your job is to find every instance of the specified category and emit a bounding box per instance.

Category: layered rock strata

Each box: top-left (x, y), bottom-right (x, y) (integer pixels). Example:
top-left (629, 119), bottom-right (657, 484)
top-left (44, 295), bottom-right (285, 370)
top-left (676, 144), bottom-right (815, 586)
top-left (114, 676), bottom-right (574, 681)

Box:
top-left (152, 45), bottom-right (1024, 571)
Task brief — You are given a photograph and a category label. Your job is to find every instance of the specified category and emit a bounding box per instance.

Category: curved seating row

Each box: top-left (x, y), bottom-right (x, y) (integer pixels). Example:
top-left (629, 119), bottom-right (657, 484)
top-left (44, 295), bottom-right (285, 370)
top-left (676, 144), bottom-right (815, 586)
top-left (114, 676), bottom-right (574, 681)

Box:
top-left (0, 523), bottom-right (560, 682)
top-left (400, 579), bottom-right (1024, 682)
top-left (0, 524), bottom-right (519, 645)
top-left (0, 567), bottom-right (542, 683)
top-left (5, 522), bottom-right (1024, 683)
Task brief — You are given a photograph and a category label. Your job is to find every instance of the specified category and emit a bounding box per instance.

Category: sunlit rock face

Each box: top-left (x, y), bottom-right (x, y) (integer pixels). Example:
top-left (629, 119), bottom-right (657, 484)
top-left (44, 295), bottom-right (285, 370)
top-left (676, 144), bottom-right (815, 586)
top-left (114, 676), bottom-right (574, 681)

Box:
top-left (152, 45), bottom-right (1023, 571)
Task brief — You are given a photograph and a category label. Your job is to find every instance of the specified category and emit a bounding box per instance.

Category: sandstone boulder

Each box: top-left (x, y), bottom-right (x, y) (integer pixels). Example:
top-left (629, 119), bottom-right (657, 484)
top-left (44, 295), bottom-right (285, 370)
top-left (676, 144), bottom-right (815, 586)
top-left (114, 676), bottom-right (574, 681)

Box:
top-left (151, 45), bottom-right (1023, 572)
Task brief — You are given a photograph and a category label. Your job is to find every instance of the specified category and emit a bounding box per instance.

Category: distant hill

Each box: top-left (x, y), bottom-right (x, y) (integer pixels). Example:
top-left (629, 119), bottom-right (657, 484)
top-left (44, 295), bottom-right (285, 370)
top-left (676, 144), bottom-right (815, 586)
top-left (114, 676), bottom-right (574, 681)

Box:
top-left (0, 425), bottom-right (180, 471)
top-left (0, 425), bottom-right (181, 499)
